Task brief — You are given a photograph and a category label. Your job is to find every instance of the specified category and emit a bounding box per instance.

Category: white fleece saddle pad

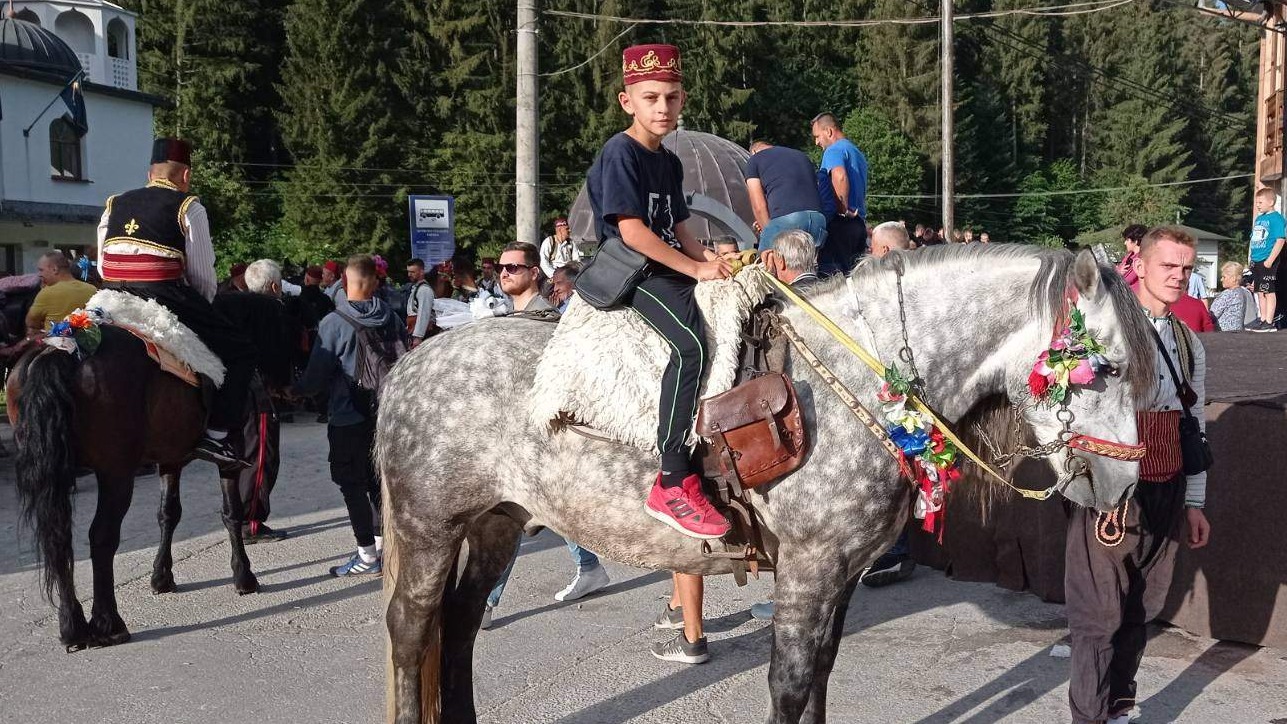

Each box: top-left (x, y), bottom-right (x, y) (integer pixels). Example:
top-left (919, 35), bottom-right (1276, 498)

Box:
top-left (87, 290), bottom-right (226, 386)
top-left (529, 267), bottom-right (774, 452)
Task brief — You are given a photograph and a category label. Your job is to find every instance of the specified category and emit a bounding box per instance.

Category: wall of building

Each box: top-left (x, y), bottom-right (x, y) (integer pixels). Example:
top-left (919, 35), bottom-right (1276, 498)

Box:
top-left (0, 220), bottom-right (97, 274)
top-left (0, 74), bottom-right (154, 208)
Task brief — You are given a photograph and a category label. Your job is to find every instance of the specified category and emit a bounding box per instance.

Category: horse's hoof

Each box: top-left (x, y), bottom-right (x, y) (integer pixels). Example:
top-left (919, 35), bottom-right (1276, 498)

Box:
top-left (86, 611), bottom-right (130, 647)
top-left (234, 574), bottom-right (259, 595)
top-left (151, 572), bottom-right (177, 594)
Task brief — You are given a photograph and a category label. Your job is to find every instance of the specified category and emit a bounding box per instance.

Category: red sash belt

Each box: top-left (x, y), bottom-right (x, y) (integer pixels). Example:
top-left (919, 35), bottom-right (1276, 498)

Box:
top-left (1137, 410), bottom-right (1181, 482)
top-left (100, 252), bottom-right (184, 283)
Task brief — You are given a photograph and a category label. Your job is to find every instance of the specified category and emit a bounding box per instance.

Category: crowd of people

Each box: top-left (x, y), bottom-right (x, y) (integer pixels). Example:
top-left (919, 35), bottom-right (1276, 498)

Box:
top-left (14, 36), bottom-right (1263, 724)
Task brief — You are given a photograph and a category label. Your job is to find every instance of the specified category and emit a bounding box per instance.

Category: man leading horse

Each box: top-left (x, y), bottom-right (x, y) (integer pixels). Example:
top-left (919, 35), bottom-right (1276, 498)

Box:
top-left (96, 137), bottom-right (254, 467)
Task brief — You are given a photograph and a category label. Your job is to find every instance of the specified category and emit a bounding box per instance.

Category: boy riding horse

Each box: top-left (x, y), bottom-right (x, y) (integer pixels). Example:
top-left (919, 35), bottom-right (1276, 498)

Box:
top-left (96, 137), bottom-right (254, 467)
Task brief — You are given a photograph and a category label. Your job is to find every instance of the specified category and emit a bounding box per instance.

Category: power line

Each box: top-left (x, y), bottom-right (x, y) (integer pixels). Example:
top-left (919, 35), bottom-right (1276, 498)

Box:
top-left (541, 23), bottom-right (638, 77)
top-left (543, 1), bottom-right (1136, 29)
top-left (867, 172), bottom-right (1251, 200)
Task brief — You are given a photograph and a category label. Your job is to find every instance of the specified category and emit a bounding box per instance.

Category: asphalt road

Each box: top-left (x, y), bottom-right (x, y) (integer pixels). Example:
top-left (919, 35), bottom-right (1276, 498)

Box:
top-left (2, 420), bottom-right (1284, 724)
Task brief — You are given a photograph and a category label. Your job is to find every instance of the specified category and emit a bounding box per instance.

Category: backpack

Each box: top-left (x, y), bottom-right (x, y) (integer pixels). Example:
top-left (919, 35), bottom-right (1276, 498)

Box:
top-left (336, 311), bottom-right (407, 417)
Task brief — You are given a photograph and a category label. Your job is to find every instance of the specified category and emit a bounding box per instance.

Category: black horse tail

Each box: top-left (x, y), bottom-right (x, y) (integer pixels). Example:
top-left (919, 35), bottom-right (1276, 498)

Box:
top-left (14, 347), bottom-right (80, 603)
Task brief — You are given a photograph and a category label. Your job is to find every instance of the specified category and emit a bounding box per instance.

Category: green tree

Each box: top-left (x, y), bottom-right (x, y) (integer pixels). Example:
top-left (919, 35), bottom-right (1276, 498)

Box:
top-left (277, 0), bottom-right (412, 258)
top-left (843, 108), bottom-right (925, 221)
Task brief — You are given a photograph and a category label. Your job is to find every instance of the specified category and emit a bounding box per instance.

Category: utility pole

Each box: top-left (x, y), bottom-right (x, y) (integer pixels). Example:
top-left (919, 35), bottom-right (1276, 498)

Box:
top-left (941, 0), bottom-right (955, 238)
top-left (516, 0), bottom-right (540, 244)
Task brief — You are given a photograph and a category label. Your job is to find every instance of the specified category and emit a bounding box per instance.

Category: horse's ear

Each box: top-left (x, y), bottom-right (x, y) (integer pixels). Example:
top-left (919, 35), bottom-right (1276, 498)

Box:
top-left (1073, 249), bottom-right (1101, 297)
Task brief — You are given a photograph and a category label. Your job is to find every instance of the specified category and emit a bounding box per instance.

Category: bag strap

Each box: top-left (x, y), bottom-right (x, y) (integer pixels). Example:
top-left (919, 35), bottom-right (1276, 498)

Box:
top-left (1149, 318), bottom-right (1196, 418)
top-left (1169, 314), bottom-right (1195, 380)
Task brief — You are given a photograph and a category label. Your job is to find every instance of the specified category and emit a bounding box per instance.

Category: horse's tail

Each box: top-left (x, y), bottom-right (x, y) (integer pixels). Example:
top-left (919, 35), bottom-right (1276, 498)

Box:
top-left (382, 477), bottom-right (443, 724)
top-left (13, 347), bottom-right (80, 603)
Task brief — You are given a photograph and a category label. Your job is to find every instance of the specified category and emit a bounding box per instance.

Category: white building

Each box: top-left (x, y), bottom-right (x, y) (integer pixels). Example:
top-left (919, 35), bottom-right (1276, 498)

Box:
top-left (1, 1), bottom-right (161, 275)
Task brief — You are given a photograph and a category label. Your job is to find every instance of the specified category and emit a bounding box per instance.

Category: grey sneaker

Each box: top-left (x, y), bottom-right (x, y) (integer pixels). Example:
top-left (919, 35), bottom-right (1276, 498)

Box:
top-left (651, 633), bottom-right (710, 664)
top-left (750, 601), bottom-right (775, 620)
top-left (480, 604), bottom-right (494, 630)
top-left (554, 564), bottom-right (610, 602)
top-left (653, 604), bottom-right (684, 630)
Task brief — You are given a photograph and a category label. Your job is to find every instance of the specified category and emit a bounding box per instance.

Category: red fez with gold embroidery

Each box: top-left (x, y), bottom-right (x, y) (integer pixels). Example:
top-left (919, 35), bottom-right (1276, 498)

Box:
top-left (151, 137), bottom-right (192, 166)
top-left (622, 44), bottom-right (682, 86)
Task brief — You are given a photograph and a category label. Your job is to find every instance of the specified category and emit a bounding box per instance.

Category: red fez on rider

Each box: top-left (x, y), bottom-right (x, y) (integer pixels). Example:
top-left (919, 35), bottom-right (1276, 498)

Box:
top-left (622, 44), bottom-right (682, 86)
top-left (323, 260), bottom-right (341, 275)
top-left (151, 137), bottom-right (193, 166)
top-left (305, 265), bottom-right (323, 281)
top-left (230, 262), bottom-right (248, 277)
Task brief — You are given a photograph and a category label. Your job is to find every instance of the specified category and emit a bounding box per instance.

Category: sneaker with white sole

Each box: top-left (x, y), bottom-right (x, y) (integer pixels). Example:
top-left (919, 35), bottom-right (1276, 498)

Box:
top-left (654, 604), bottom-right (685, 630)
top-left (651, 632), bottom-right (710, 664)
top-left (554, 564), bottom-right (610, 602)
top-left (329, 552), bottom-right (381, 577)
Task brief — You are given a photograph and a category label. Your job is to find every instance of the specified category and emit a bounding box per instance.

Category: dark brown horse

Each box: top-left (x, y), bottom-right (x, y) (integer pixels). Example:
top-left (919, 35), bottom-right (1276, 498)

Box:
top-left (9, 325), bottom-right (257, 650)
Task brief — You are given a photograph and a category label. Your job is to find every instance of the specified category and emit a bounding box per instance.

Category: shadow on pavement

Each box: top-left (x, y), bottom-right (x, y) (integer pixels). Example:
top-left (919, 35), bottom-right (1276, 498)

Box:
top-left (1139, 639), bottom-right (1259, 723)
top-left (131, 575), bottom-right (382, 642)
top-left (491, 570), bottom-right (670, 630)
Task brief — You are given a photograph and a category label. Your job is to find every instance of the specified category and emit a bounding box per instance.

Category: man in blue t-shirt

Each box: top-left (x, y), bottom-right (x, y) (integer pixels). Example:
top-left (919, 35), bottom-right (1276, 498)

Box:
top-left (811, 113), bottom-right (869, 275)
top-left (744, 140), bottom-right (827, 252)
top-left (1248, 186), bottom-right (1286, 332)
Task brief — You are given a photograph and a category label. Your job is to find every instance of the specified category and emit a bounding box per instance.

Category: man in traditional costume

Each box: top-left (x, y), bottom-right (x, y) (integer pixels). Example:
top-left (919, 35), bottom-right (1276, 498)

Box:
top-left (1065, 226), bottom-right (1212, 724)
top-left (96, 137), bottom-right (255, 466)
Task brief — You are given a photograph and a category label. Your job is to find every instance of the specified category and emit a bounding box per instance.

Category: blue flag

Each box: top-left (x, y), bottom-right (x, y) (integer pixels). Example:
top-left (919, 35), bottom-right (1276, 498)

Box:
top-left (59, 75), bottom-right (87, 137)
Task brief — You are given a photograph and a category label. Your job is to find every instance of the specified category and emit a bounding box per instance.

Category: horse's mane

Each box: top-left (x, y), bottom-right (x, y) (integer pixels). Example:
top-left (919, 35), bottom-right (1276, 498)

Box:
top-left (806, 243), bottom-right (1155, 404)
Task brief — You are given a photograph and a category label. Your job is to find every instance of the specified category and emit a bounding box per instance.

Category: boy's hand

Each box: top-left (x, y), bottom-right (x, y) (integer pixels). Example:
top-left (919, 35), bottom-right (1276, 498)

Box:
top-left (692, 258), bottom-right (732, 281)
top-left (1185, 507), bottom-right (1211, 549)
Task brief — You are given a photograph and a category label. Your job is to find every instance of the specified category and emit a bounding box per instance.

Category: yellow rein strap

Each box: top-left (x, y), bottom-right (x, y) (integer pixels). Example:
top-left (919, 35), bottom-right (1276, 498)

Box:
top-left (760, 268), bottom-right (1055, 501)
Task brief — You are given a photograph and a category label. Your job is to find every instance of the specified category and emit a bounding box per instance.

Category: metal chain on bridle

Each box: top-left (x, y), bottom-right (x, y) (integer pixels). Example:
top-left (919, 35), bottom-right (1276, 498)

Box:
top-left (891, 267), bottom-right (1092, 494)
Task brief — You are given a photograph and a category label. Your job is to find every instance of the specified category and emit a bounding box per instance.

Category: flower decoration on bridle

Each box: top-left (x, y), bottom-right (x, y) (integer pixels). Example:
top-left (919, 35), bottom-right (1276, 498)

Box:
top-left (1027, 306), bottom-right (1113, 406)
top-left (44, 307), bottom-right (108, 357)
top-left (879, 364), bottom-right (961, 534)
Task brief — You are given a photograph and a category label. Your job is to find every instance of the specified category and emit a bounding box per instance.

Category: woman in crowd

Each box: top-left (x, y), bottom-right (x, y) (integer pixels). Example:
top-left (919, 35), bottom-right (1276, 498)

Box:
top-left (1210, 261), bottom-right (1258, 331)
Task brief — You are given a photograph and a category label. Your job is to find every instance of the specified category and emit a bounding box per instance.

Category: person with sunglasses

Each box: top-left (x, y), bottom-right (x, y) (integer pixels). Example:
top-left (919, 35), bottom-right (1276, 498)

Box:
top-left (497, 242), bottom-right (555, 313)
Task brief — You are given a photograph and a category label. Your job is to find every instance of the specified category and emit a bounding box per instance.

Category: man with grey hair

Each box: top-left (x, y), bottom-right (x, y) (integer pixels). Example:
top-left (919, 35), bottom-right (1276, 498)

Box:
top-left (762, 229), bottom-right (819, 287)
top-left (870, 221), bottom-right (912, 258)
top-left (214, 259), bottom-right (293, 543)
top-left (243, 259), bottom-right (283, 297)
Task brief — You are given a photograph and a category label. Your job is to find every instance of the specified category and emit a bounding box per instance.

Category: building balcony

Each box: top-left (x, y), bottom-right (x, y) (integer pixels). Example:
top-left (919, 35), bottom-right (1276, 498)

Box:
top-left (76, 51), bottom-right (92, 80)
top-left (110, 56), bottom-right (135, 91)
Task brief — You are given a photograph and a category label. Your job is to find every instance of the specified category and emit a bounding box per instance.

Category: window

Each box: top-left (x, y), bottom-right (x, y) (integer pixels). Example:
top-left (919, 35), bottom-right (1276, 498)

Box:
top-left (107, 19), bottom-right (129, 60)
top-left (49, 118), bottom-right (83, 180)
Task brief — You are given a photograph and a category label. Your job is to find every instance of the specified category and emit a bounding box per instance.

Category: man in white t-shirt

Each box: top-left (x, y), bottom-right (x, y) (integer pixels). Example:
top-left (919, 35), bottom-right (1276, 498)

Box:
top-left (538, 218), bottom-right (578, 279)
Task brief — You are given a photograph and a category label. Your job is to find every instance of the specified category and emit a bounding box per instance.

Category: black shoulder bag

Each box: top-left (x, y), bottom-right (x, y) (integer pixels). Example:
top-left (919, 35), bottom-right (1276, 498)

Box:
top-left (573, 236), bottom-right (649, 310)
top-left (1150, 317), bottom-right (1213, 475)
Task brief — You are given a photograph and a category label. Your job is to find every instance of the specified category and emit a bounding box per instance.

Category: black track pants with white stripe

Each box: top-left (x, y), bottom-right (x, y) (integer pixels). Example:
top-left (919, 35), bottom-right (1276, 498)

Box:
top-left (626, 271), bottom-right (708, 477)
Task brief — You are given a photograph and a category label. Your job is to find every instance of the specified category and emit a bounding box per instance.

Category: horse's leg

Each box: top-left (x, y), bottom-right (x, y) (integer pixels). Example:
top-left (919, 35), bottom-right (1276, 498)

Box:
top-left (86, 471), bottom-right (135, 646)
top-left (440, 512), bottom-right (524, 722)
top-left (219, 467), bottom-right (258, 594)
top-left (799, 575), bottom-right (861, 724)
top-left (766, 553), bottom-right (851, 724)
top-left (150, 464), bottom-right (183, 593)
top-left (387, 524), bottom-right (465, 724)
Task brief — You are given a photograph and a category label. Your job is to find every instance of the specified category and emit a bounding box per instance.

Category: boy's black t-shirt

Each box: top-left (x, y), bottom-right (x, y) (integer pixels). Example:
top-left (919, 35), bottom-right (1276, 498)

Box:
top-left (586, 132), bottom-right (690, 270)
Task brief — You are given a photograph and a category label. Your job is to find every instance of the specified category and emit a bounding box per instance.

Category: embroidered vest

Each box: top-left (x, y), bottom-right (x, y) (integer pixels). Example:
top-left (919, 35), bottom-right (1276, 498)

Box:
top-left (101, 182), bottom-right (198, 282)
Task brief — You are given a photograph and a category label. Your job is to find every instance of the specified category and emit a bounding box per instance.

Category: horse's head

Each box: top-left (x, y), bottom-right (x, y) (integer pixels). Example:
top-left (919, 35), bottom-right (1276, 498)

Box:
top-left (1016, 249), bottom-right (1155, 510)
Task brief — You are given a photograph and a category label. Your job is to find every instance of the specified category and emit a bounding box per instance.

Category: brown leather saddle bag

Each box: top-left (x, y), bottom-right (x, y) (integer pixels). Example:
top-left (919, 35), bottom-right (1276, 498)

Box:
top-left (696, 371), bottom-right (807, 489)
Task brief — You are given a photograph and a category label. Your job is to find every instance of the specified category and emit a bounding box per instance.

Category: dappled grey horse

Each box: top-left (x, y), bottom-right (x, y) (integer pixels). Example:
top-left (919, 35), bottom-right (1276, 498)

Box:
top-left (375, 245), bottom-right (1156, 724)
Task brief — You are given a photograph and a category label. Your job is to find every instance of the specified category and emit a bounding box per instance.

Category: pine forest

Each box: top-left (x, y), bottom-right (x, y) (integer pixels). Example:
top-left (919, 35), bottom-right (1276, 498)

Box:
top-left (120, 0), bottom-right (1262, 266)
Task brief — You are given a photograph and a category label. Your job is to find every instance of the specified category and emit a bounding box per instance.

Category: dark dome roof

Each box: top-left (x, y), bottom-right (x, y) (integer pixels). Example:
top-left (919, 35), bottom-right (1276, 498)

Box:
top-left (0, 16), bottom-right (82, 78)
top-left (568, 129), bottom-right (754, 242)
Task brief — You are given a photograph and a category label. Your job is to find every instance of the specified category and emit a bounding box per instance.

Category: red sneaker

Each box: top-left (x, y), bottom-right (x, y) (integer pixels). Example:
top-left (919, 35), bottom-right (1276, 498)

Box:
top-left (645, 474), bottom-right (731, 540)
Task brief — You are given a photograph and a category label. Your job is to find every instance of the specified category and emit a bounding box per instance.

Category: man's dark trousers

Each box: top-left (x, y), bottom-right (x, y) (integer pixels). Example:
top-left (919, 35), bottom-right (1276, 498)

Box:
top-left (820, 215), bottom-right (868, 276)
top-left (1065, 475), bottom-right (1185, 723)
top-left (234, 375), bottom-right (280, 530)
top-left (106, 280), bottom-right (255, 430)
